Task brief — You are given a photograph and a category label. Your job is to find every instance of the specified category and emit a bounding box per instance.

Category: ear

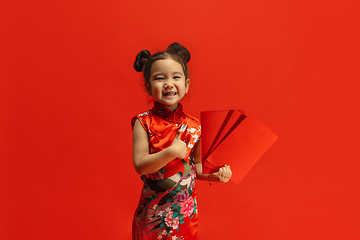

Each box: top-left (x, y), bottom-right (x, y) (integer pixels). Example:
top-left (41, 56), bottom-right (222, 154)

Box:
top-left (185, 78), bottom-right (190, 93)
top-left (145, 83), bottom-right (152, 95)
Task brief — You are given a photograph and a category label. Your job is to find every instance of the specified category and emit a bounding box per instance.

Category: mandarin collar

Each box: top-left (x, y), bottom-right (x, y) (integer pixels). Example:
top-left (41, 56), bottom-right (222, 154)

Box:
top-left (152, 102), bottom-right (185, 123)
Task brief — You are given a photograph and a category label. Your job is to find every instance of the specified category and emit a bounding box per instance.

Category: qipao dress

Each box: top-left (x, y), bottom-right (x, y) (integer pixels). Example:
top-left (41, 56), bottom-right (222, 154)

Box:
top-left (131, 102), bottom-right (201, 240)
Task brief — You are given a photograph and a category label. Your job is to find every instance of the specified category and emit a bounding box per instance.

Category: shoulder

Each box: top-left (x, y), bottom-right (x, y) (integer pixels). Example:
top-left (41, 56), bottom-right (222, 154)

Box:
top-left (184, 112), bottom-right (200, 124)
top-left (137, 110), bottom-right (151, 118)
top-left (184, 113), bottom-right (201, 128)
top-left (131, 109), bottom-right (153, 129)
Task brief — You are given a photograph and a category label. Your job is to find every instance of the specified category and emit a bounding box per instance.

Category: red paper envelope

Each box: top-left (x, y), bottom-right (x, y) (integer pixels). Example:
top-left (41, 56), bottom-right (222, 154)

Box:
top-left (201, 110), bottom-right (278, 184)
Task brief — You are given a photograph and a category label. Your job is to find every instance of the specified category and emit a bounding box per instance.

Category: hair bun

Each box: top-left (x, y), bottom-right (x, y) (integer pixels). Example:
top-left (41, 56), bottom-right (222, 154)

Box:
top-left (166, 43), bottom-right (191, 63)
top-left (134, 49), bottom-right (151, 72)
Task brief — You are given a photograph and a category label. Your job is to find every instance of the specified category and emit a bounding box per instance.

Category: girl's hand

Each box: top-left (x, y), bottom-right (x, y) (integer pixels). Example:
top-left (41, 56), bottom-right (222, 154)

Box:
top-left (213, 165), bottom-right (232, 183)
top-left (170, 130), bottom-right (187, 159)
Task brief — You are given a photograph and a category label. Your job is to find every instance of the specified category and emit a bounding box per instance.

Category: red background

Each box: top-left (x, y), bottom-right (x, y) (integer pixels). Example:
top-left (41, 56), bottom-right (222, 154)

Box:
top-left (1, 0), bottom-right (360, 239)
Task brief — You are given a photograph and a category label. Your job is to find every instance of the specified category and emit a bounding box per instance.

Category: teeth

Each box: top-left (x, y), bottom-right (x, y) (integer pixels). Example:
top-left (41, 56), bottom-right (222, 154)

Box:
top-left (163, 92), bottom-right (176, 96)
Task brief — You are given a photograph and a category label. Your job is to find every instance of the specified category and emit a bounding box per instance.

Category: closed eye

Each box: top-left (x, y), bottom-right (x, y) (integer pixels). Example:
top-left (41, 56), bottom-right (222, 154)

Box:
top-left (155, 77), bottom-right (164, 81)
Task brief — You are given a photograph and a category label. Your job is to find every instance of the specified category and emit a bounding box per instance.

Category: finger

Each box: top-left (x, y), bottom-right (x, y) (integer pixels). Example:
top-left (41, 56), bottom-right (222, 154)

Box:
top-left (220, 168), bottom-right (226, 178)
top-left (172, 132), bottom-right (181, 145)
top-left (219, 167), bottom-right (230, 180)
top-left (174, 130), bottom-right (182, 140)
top-left (179, 124), bottom-right (187, 133)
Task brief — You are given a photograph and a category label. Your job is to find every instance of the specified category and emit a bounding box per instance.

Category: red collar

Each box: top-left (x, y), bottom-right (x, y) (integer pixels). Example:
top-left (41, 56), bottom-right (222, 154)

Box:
top-left (152, 102), bottom-right (185, 123)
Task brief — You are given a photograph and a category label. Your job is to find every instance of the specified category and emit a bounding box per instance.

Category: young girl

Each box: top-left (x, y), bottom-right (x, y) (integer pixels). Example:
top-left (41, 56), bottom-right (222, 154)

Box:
top-left (131, 43), bottom-right (232, 240)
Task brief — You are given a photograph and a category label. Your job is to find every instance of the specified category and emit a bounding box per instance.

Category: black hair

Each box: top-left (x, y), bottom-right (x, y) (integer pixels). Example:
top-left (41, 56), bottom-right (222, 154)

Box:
top-left (133, 43), bottom-right (191, 93)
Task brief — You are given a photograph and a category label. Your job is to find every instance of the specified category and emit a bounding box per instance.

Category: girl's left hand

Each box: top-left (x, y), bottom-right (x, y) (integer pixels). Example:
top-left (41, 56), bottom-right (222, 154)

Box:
top-left (213, 165), bottom-right (232, 183)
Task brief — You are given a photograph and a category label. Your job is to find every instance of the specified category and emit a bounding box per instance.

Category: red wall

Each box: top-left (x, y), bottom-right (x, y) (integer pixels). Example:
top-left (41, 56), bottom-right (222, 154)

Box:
top-left (2, 0), bottom-right (360, 239)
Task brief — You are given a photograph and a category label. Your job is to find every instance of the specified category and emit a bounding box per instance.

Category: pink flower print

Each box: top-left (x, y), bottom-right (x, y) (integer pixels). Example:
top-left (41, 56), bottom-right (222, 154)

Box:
top-left (148, 204), bottom-right (159, 220)
top-left (180, 196), bottom-right (194, 218)
top-left (165, 205), bottom-right (172, 212)
top-left (165, 212), bottom-right (179, 230)
top-left (174, 190), bottom-right (189, 204)
top-left (156, 203), bottom-right (172, 218)
top-left (158, 210), bottom-right (165, 217)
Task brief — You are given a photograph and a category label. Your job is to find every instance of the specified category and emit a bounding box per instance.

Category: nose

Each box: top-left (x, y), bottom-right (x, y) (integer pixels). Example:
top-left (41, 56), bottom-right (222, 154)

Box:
top-left (164, 79), bottom-right (174, 89)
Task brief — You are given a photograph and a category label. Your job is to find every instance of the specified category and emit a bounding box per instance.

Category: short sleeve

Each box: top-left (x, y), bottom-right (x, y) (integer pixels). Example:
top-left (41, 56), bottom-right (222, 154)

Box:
top-left (131, 116), bottom-right (138, 129)
top-left (131, 112), bottom-right (150, 134)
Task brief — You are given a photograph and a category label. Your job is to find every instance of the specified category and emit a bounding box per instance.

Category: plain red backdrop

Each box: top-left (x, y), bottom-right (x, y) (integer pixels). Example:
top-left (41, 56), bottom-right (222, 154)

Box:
top-left (1, 0), bottom-right (359, 239)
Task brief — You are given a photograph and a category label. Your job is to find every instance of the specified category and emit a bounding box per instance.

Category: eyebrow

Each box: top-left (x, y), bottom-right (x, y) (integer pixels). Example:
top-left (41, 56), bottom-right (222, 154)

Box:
top-left (152, 72), bottom-right (184, 77)
top-left (152, 73), bottom-right (163, 77)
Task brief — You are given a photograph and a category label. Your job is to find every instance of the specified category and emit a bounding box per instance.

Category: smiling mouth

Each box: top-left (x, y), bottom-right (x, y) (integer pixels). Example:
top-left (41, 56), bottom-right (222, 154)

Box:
top-left (163, 92), bottom-right (177, 96)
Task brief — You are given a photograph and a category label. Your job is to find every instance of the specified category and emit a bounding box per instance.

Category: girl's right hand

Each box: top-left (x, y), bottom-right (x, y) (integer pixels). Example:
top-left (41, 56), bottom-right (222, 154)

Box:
top-left (170, 130), bottom-right (187, 159)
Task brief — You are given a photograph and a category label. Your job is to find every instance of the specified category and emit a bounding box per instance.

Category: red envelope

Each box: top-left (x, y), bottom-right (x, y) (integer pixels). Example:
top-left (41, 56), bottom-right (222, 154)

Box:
top-left (201, 110), bottom-right (278, 184)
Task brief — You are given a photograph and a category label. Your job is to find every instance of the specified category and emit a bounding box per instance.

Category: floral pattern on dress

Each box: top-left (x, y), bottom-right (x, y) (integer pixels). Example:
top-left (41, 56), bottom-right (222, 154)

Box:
top-left (132, 103), bottom-right (200, 240)
top-left (133, 158), bottom-right (198, 239)
top-left (183, 125), bottom-right (201, 151)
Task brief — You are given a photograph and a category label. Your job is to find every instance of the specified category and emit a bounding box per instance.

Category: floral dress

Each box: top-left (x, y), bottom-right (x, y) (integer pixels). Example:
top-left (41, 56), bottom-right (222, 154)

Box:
top-left (131, 102), bottom-right (201, 240)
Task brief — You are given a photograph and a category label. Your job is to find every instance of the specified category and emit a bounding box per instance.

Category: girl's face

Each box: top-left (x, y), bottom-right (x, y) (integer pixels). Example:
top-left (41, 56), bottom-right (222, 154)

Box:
top-left (147, 58), bottom-right (189, 112)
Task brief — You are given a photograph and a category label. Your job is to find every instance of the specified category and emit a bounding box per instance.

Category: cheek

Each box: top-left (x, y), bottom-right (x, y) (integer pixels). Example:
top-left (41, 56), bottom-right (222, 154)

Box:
top-left (179, 83), bottom-right (187, 92)
top-left (151, 85), bottom-right (162, 95)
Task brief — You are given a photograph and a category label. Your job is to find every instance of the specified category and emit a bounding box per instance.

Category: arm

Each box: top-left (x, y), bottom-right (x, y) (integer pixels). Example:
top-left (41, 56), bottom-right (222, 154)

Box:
top-left (193, 139), bottom-right (232, 183)
top-left (132, 119), bottom-right (187, 175)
